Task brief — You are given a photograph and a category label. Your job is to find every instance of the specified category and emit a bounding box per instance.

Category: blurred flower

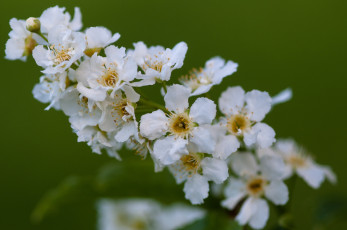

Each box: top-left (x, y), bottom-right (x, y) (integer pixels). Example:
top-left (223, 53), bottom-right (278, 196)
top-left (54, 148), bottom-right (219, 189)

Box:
top-left (97, 199), bottom-right (205, 230)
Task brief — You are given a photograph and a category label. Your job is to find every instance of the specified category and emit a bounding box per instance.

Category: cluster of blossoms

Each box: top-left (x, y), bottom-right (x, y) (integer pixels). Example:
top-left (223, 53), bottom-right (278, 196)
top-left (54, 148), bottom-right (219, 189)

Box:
top-left (5, 6), bottom-right (336, 229)
top-left (98, 199), bottom-right (205, 230)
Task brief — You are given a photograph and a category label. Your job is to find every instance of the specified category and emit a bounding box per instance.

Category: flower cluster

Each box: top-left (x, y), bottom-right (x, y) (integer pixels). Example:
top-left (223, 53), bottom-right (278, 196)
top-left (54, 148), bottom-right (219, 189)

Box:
top-left (98, 199), bottom-right (205, 230)
top-left (5, 6), bottom-right (336, 229)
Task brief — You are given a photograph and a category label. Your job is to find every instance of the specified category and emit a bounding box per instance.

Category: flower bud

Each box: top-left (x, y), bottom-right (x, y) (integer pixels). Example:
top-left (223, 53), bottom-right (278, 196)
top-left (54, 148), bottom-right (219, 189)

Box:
top-left (26, 17), bottom-right (41, 33)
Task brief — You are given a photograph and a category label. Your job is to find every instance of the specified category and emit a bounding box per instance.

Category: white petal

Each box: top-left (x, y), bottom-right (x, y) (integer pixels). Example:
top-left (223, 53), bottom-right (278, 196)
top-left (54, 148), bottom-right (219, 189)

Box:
top-left (297, 164), bottom-right (325, 189)
top-left (190, 126), bottom-right (215, 154)
top-left (272, 88), bottom-right (292, 106)
top-left (201, 158), bottom-right (229, 184)
top-left (168, 41), bottom-right (188, 69)
top-left (321, 166), bottom-right (337, 184)
top-left (152, 136), bottom-right (188, 165)
top-left (76, 82), bottom-right (106, 101)
top-left (218, 86), bottom-right (245, 116)
top-left (115, 122), bottom-right (137, 142)
top-left (70, 7), bottom-right (82, 31)
top-left (190, 84), bottom-right (213, 96)
top-left (231, 153), bottom-right (259, 176)
top-left (253, 123), bottom-right (276, 148)
top-left (260, 155), bottom-right (287, 180)
top-left (245, 90), bottom-right (272, 122)
top-left (85, 27), bottom-right (111, 47)
top-left (214, 134), bottom-right (240, 160)
top-left (265, 180), bottom-right (289, 205)
top-left (32, 45), bottom-right (51, 68)
top-left (223, 178), bottom-right (246, 201)
top-left (183, 174), bottom-right (209, 205)
top-left (213, 60), bottom-right (238, 85)
top-left (236, 197), bottom-right (257, 226)
top-left (140, 110), bottom-right (168, 140)
top-left (164, 84), bottom-right (191, 113)
top-left (248, 198), bottom-right (270, 229)
top-left (190, 97), bottom-right (216, 125)
top-left (5, 38), bottom-right (25, 61)
top-left (122, 85), bottom-right (140, 102)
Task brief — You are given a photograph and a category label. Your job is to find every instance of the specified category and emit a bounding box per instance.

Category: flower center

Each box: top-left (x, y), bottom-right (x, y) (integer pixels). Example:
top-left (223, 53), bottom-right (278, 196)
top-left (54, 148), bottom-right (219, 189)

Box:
top-left (246, 177), bottom-right (266, 197)
top-left (111, 99), bottom-right (132, 124)
top-left (168, 112), bottom-right (193, 138)
top-left (50, 45), bottom-right (73, 65)
top-left (23, 34), bottom-right (37, 56)
top-left (98, 68), bottom-right (119, 87)
top-left (286, 154), bottom-right (307, 168)
top-left (181, 153), bottom-right (201, 172)
top-left (227, 114), bottom-right (251, 135)
top-left (180, 68), bottom-right (212, 91)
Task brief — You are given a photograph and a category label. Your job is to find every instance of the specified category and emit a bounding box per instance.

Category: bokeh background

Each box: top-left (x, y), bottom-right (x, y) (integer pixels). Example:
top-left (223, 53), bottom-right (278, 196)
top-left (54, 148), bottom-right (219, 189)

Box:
top-left (1, 0), bottom-right (346, 229)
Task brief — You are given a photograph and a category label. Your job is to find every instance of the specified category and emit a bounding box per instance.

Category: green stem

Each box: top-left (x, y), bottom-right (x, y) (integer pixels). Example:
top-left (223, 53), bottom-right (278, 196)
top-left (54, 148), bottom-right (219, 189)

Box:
top-left (162, 81), bottom-right (167, 94)
top-left (139, 98), bottom-right (167, 112)
top-left (35, 31), bottom-right (48, 43)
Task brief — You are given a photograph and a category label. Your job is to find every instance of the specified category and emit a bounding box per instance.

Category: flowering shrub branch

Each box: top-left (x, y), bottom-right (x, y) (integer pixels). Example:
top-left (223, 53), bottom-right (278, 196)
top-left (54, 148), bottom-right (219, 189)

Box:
top-left (5, 6), bottom-right (336, 230)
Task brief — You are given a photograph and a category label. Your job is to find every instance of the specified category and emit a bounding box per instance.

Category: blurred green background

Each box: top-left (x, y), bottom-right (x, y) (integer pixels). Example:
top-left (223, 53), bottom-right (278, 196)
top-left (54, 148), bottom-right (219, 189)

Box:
top-left (1, 0), bottom-right (346, 229)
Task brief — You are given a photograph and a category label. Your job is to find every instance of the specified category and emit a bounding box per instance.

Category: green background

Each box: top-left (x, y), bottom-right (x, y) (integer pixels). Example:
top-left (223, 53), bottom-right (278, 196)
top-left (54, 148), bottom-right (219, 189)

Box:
top-left (1, 0), bottom-right (346, 229)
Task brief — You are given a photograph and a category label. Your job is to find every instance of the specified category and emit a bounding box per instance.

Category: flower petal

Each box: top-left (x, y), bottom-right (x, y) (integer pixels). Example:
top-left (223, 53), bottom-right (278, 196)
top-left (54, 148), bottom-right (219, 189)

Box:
top-left (297, 164), bottom-right (325, 189)
top-left (152, 136), bottom-right (188, 165)
top-left (201, 157), bottom-right (229, 184)
top-left (190, 97), bottom-right (216, 125)
top-left (265, 180), bottom-right (289, 205)
top-left (218, 86), bottom-right (245, 116)
top-left (214, 134), bottom-right (240, 160)
top-left (245, 90), bottom-right (272, 122)
top-left (248, 198), bottom-right (270, 229)
top-left (164, 84), bottom-right (191, 113)
top-left (231, 152), bottom-right (259, 177)
top-left (140, 110), bottom-right (168, 140)
top-left (190, 126), bottom-right (215, 154)
top-left (183, 174), bottom-right (209, 204)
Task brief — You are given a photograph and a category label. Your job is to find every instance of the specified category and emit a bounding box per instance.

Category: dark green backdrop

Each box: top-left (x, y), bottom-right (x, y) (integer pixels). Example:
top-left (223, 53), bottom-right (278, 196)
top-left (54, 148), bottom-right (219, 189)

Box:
top-left (1, 0), bottom-right (346, 229)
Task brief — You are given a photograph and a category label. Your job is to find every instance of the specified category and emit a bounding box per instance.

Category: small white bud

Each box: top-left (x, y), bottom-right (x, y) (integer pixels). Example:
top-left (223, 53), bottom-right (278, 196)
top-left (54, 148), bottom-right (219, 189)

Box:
top-left (26, 17), bottom-right (41, 33)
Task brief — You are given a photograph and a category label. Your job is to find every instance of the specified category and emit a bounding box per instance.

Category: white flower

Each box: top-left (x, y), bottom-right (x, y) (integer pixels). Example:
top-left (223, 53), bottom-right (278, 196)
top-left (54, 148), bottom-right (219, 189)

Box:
top-left (275, 139), bottom-right (337, 188)
top-left (140, 84), bottom-right (216, 165)
top-left (32, 71), bottom-right (70, 110)
top-left (222, 153), bottom-right (289, 229)
top-left (180, 57), bottom-right (238, 96)
top-left (76, 46), bottom-right (137, 101)
top-left (98, 86), bottom-right (140, 143)
top-left (84, 27), bottom-right (120, 57)
top-left (33, 26), bottom-right (86, 74)
top-left (5, 18), bottom-right (42, 61)
top-left (218, 86), bottom-right (275, 150)
top-left (39, 6), bottom-right (82, 33)
top-left (97, 199), bottom-right (205, 230)
top-left (130, 41), bottom-right (188, 85)
top-left (169, 144), bottom-right (229, 204)
top-left (60, 87), bottom-right (102, 131)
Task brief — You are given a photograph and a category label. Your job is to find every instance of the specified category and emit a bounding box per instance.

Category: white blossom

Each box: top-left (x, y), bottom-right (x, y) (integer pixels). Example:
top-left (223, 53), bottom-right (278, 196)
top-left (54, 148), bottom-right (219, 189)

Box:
top-left (169, 144), bottom-right (229, 204)
top-left (98, 86), bottom-right (140, 143)
top-left (84, 27), bottom-right (120, 57)
top-left (140, 84), bottom-right (216, 165)
top-left (130, 41), bottom-right (188, 85)
top-left (39, 6), bottom-right (82, 33)
top-left (32, 71), bottom-right (70, 110)
top-left (33, 25), bottom-right (86, 74)
top-left (5, 18), bottom-right (42, 61)
top-left (97, 199), bottom-right (205, 230)
top-left (76, 46), bottom-right (137, 101)
top-left (274, 139), bottom-right (337, 188)
top-left (222, 153), bottom-right (289, 229)
top-left (218, 86), bottom-right (275, 151)
top-left (180, 57), bottom-right (238, 96)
